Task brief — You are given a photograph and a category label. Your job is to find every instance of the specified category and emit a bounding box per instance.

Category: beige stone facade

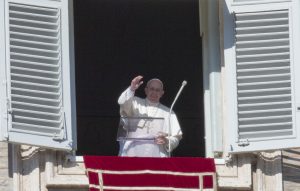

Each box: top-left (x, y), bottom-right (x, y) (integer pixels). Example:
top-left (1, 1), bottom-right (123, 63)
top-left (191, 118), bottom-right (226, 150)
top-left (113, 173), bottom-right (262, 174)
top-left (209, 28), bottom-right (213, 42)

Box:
top-left (0, 143), bottom-right (12, 191)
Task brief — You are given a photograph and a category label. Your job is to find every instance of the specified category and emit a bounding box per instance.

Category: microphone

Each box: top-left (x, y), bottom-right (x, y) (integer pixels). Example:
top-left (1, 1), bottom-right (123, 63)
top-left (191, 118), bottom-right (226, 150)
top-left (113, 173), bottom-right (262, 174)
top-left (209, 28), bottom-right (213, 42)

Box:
top-left (167, 80), bottom-right (187, 157)
top-left (170, 80), bottom-right (187, 112)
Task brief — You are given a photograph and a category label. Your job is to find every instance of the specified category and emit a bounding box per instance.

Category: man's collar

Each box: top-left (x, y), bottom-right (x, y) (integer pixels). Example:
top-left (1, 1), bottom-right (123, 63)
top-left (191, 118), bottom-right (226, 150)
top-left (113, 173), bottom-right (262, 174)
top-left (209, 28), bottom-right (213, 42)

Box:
top-left (145, 98), bottom-right (160, 106)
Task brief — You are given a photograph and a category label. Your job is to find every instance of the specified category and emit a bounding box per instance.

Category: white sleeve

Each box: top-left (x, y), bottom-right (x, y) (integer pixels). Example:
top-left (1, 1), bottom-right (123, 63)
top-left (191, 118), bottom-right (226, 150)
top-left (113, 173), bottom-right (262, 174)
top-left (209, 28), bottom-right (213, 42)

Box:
top-left (165, 113), bottom-right (183, 152)
top-left (165, 135), bottom-right (182, 152)
top-left (118, 87), bottom-right (135, 116)
top-left (118, 87), bottom-right (135, 104)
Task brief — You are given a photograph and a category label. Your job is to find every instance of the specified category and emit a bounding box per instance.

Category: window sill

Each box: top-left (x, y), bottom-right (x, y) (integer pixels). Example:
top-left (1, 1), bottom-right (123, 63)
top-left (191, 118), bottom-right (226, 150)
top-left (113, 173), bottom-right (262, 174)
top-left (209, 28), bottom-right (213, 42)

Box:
top-left (73, 155), bottom-right (225, 164)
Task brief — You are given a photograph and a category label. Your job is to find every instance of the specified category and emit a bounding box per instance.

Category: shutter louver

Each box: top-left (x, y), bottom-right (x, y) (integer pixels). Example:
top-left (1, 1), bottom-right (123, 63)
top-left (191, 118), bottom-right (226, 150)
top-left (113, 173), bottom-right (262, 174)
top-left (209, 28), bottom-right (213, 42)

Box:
top-left (234, 10), bottom-right (294, 141)
top-left (8, 3), bottom-right (64, 138)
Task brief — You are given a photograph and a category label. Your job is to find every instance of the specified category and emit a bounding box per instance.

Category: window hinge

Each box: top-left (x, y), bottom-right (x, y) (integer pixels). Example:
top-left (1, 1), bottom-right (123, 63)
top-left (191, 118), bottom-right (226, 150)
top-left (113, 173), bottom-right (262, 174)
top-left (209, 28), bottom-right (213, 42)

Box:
top-left (225, 153), bottom-right (233, 165)
top-left (53, 110), bottom-right (66, 142)
top-left (3, 133), bottom-right (9, 141)
top-left (64, 150), bottom-right (76, 163)
top-left (3, 98), bottom-right (11, 141)
top-left (238, 139), bottom-right (250, 147)
top-left (7, 98), bottom-right (12, 115)
top-left (53, 130), bottom-right (64, 141)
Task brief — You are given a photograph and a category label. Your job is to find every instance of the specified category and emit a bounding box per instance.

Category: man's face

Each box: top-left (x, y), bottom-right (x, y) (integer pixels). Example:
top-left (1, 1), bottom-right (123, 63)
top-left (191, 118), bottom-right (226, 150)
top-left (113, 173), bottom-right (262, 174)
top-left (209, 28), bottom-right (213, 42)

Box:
top-left (145, 80), bottom-right (164, 103)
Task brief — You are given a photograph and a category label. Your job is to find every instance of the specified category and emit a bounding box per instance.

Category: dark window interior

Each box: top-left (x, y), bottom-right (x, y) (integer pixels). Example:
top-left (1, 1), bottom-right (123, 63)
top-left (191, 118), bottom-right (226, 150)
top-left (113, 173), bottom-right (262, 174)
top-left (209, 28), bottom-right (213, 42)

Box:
top-left (74, 0), bottom-right (205, 156)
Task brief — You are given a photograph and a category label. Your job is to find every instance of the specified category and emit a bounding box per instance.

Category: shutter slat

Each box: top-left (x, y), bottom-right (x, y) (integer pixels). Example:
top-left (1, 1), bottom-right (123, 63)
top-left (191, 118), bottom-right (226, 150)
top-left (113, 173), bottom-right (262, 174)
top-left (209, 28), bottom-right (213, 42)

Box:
top-left (239, 97), bottom-right (291, 105)
top-left (237, 37), bottom-right (288, 43)
top-left (10, 10), bottom-right (59, 20)
top-left (236, 17), bottom-right (288, 24)
top-left (10, 3), bottom-right (58, 13)
top-left (238, 84), bottom-right (291, 91)
top-left (237, 66), bottom-right (290, 73)
top-left (12, 94), bottom-right (61, 105)
top-left (237, 40), bottom-right (289, 49)
top-left (238, 101), bottom-right (291, 107)
top-left (239, 122), bottom-right (292, 128)
top-left (236, 38), bottom-right (289, 45)
top-left (235, 10), bottom-right (288, 17)
top-left (238, 81), bottom-right (290, 87)
top-left (13, 115), bottom-right (62, 125)
top-left (237, 45), bottom-right (289, 52)
top-left (236, 52), bottom-right (289, 59)
top-left (236, 31), bottom-right (289, 38)
top-left (237, 73), bottom-right (290, 79)
top-left (11, 80), bottom-right (60, 90)
top-left (13, 108), bottom-right (61, 118)
top-left (239, 129), bottom-right (293, 139)
top-left (11, 52), bottom-right (59, 61)
top-left (11, 66), bottom-right (60, 75)
top-left (12, 101), bottom-right (61, 110)
top-left (11, 55), bottom-right (58, 65)
top-left (239, 94), bottom-right (291, 100)
top-left (238, 80), bottom-right (290, 86)
top-left (12, 87), bottom-right (60, 97)
top-left (238, 87), bottom-right (290, 93)
top-left (238, 108), bottom-right (291, 114)
top-left (9, 17), bottom-right (59, 28)
top-left (12, 89), bottom-right (60, 101)
top-left (236, 25), bottom-right (288, 33)
top-left (11, 31), bottom-right (58, 41)
top-left (237, 59), bottom-right (290, 66)
top-left (11, 38), bottom-right (59, 49)
top-left (11, 73), bottom-right (60, 83)
top-left (11, 59), bottom-right (59, 69)
top-left (239, 115), bottom-right (292, 121)
top-left (11, 45), bottom-right (59, 57)
top-left (11, 123), bottom-right (61, 134)
top-left (10, 24), bottom-right (59, 34)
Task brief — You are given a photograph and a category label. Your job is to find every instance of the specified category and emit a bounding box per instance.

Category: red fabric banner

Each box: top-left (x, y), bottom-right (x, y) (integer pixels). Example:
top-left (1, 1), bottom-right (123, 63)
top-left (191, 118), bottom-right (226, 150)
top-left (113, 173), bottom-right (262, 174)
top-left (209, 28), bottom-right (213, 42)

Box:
top-left (84, 156), bottom-right (216, 191)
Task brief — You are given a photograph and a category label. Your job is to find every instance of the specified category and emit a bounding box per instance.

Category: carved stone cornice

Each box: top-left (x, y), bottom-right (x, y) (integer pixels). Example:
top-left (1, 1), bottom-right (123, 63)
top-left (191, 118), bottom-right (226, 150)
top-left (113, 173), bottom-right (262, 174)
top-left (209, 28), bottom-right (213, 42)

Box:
top-left (19, 145), bottom-right (44, 160)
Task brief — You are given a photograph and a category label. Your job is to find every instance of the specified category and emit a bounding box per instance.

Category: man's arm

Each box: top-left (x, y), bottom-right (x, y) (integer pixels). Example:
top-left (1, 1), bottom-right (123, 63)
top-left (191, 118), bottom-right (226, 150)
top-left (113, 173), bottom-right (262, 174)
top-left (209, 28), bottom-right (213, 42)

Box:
top-left (166, 113), bottom-right (183, 152)
top-left (118, 75), bottom-right (144, 116)
top-left (155, 116), bottom-right (183, 152)
top-left (165, 135), bottom-right (182, 152)
top-left (118, 87), bottom-right (135, 105)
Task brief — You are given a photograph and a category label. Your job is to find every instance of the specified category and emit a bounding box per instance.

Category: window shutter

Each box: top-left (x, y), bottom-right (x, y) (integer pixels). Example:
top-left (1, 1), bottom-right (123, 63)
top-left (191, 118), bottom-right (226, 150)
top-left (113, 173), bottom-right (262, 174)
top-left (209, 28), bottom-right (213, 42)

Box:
top-left (0, 0), bottom-right (76, 151)
top-left (224, 2), bottom-right (300, 153)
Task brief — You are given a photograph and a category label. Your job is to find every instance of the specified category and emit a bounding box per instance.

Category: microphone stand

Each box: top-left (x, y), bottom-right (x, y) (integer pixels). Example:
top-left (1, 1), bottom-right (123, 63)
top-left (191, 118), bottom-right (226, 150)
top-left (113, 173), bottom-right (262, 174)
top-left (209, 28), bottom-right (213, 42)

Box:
top-left (168, 80), bottom-right (187, 157)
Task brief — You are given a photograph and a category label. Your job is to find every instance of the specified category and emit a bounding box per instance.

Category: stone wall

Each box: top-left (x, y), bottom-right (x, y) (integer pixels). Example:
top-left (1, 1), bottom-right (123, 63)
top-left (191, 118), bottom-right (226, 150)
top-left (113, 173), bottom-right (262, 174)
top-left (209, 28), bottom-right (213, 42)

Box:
top-left (0, 142), bottom-right (13, 191)
top-left (282, 149), bottom-right (300, 191)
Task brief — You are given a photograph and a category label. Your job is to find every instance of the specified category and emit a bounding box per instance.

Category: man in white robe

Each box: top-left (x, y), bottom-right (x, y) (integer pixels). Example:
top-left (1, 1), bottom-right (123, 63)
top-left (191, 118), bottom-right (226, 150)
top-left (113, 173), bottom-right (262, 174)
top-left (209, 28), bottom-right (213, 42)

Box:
top-left (118, 75), bottom-right (182, 157)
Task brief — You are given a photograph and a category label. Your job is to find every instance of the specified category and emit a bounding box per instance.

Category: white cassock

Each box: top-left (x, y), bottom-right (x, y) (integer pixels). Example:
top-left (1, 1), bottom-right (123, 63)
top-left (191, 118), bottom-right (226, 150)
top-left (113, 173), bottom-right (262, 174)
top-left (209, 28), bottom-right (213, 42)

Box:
top-left (117, 87), bottom-right (182, 157)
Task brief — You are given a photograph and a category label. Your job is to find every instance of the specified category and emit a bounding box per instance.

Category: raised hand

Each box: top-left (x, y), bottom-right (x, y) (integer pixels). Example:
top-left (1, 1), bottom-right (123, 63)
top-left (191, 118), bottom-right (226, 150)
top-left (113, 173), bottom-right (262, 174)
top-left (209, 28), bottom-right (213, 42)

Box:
top-left (130, 75), bottom-right (144, 91)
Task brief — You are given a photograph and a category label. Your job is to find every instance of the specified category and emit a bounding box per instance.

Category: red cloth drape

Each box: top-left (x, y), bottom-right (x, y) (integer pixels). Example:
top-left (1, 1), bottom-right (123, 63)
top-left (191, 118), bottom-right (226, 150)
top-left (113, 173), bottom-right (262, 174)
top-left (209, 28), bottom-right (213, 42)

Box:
top-left (84, 156), bottom-right (216, 191)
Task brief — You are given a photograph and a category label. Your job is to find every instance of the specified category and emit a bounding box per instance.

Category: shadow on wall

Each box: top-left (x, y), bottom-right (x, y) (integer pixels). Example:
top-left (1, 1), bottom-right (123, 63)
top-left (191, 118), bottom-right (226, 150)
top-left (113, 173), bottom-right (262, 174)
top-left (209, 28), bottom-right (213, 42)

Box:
top-left (283, 149), bottom-right (300, 184)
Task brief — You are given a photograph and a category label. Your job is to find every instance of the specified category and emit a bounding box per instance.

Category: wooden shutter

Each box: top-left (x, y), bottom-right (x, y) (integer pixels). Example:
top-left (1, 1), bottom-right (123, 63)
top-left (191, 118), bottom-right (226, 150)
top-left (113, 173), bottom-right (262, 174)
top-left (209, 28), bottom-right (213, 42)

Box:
top-left (224, 2), bottom-right (300, 153)
top-left (0, 0), bottom-right (76, 151)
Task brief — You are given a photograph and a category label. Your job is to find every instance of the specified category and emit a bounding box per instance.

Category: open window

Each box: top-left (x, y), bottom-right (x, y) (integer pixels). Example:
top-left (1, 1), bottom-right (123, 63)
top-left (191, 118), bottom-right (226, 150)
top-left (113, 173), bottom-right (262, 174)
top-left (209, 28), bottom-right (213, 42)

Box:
top-left (0, 0), bottom-right (76, 151)
top-left (0, 0), bottom-right (204, 156)
top-left (224, 0), bottom-right (300, 153)
top-left (73, 0), bottom-right (204, 157)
